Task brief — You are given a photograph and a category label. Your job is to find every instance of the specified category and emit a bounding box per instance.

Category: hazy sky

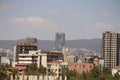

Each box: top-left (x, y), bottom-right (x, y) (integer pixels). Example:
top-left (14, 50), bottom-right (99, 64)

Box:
top-left (0, 0), bottom-right (120, 40)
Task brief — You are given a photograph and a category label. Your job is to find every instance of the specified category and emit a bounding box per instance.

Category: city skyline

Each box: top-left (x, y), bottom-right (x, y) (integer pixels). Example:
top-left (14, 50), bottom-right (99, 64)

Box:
top-left (0, 0), bottom-right (120, 40)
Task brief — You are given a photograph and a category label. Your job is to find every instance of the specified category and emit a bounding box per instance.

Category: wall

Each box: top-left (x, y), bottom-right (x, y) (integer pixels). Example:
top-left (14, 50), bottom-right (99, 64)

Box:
top-left (11, 75), bottom-right (67, 80)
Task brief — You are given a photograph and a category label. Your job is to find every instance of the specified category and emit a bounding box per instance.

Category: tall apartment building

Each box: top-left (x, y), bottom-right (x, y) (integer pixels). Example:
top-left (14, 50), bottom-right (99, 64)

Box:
top-left (102, 31), bottom-right (120, 69)
top-left (55, 32), bottom-right (65, 51)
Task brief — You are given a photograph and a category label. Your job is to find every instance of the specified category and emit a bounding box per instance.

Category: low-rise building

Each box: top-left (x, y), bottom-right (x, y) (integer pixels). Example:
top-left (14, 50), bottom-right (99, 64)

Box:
top-left (47, 61), bottom-right (68, 77)
top-left (47, 61), bottom-right (62, 77)
top-left (6, 64), bottom-right (28, 75)
top-left (41, 50), bottom-right (64, 62)
top-left (68, 62), bottom-right (93, 73)
top-left (112, 66), bottom-right (120, 76)
top-left (67, 55), bottom-right (77, 63)
top-left (68, 56), bottom-right (100, 74)
top-left (18, 50), bottom-right (47, 68)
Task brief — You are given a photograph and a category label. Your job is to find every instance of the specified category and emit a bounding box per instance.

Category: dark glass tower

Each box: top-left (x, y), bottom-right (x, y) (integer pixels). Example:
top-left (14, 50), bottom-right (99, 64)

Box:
top-left (55, 32), bottom-right (65, 51)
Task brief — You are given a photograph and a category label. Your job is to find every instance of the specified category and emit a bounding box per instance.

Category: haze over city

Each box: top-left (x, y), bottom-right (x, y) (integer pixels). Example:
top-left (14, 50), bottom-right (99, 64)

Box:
top-left (0, 0), bottom-right (120, 40)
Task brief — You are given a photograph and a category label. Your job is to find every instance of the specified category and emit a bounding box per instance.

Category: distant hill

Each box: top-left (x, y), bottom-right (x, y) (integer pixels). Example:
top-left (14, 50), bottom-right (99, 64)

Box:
top-left (0, 39), bottom-right (102, 53)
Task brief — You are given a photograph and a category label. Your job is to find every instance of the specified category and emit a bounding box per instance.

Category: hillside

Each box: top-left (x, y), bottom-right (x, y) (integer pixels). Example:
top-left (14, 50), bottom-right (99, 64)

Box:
top-left (0, 39), bottom-right (102, 53)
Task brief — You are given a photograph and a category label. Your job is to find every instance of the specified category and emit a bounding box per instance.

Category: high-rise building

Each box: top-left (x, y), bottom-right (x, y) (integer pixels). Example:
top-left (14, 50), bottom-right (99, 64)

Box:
top-left (14, 38), bottom-right (37, 62)
top-left (102, 31), bottom-right (120, 69)
top-left (55, 32), bottom-right (65, 51)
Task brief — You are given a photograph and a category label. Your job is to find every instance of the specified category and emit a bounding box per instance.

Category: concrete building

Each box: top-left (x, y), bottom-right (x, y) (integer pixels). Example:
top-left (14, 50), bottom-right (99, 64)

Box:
top-left (47, 62), bottom-right (62, 77)
top-left (68, 57), bottom-right (99, 74)
top-left (68, 62), bottom-right (94, 73)
top-left (62, 47), bottom-right (69, 62)
top-left (18, 50), bottom-right (47, 68)
top-left (1, 57), bottom-right (10, 65)
top-left (6, 64), bottom-right (28, 75)
top-left (14, 38), bottom-right (37, 62)
top-left (102, 31), bottom-right (120, 69)
top-left (55, 32), bottom-right (65, 51)
top-left (47, 61), bottom-right (68, 77)
top-left (67, 55), bottom-right (77, 63)
top-left (13, 38), bottom-right (47, 68)
top-left (41, 50), bottom-right (64, 62)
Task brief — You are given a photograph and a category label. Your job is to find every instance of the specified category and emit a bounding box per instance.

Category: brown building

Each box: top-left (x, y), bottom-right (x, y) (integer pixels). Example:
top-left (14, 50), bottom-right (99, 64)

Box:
top-left (68, 57), bottom-right (99, 74)
top-left (68, 62), bottom-right (94, 73)
top-left (41, 50), bottom-right (64, 62)
top-left (6, 64), bottom-right (28, 75)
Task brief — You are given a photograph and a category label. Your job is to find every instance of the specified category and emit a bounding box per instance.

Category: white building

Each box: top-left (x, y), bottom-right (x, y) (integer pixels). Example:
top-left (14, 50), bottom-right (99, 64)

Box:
top-left (18, 50), bottom-right (47, 68)
top-left (1, 57), bottom-right (10, 65)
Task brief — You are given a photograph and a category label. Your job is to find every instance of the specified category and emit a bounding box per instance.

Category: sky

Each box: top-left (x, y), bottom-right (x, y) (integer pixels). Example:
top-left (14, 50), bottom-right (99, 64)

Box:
top-left (0, 0), bottom-right (120, 40)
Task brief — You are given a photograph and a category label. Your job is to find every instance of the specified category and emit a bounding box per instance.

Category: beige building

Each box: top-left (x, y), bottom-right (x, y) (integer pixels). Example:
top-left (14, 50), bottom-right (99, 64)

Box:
top-left (67, 55), bottom-right (77, 63)
top-left (47, 62), bottom-right (68, 77)
top-left (47, 62), bottom-right (62, 77)
top-left (18, 50), bottom-right (47, 68)
top-left (102, 31), bottom-right (120, 69)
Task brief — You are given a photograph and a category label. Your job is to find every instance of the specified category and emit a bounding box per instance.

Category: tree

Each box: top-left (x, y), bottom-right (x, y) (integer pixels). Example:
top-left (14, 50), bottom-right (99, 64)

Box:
top-left (90, 66), bottom-right (100, 80)
top-left (0, 70), bottom-right (7, 80)
top-left (11, 68), bottom-right (18, 80)
top-left (0, 64), bottom-right (9, 80)
top-left (27, 63), bottom-right (38, 75)
top-left (103, 67), bottom-right (112, 74)
top-left (38, 65), bottom-right (46, 80)
top-left (99, 67), bottom-right (113, 80)
top-left (64, 70), bottom-right (79, 80)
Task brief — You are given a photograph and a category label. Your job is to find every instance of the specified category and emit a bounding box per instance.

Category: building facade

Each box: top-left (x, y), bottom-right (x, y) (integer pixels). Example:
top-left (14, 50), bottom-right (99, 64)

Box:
top-left (47, 62), bottom-right (68, 77)
top-left (13, 38), bottom-right (47, 68)
top-left (14, 38), bottom-right (37, 62)
top-left (67, 55), bottom-right (77, 63)
top-left (41, 50), bottom-right (64, 62)
top-left (18, 50), bottom-right (47, 68)
top-left (68, 62), bottom-right (94, 73)
top-left (55, 32), bottom-right (65, 51)
top-left (102, 31), bottom-right (120, 69)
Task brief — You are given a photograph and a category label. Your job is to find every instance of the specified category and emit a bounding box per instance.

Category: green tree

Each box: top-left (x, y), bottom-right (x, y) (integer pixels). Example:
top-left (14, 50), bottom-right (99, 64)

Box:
top-left (38, 65), bottom-right (46, 80)
top-left (0, 70), bottom-right (7, 80)
top-left (27, 63), bottom-right (38, 75)
top-left (99, 67), bottom-right (113, 80)
top-left (11, 68), bottom-right (18, 80)
top-left (90, 66), bottom-right (100, 80)
top-left (103, 67), bottom-right (112, 74)
top-left (65, 70), bottom-right (79, 80)
top-left (0, 64), bottom-right (9, 80)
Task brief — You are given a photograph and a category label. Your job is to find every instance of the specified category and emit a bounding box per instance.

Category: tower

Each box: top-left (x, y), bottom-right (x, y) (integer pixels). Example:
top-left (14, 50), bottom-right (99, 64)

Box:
top-left (102, 31), bottom-right (120, 69)
top-left (55, 32), bottom-right (65, 51)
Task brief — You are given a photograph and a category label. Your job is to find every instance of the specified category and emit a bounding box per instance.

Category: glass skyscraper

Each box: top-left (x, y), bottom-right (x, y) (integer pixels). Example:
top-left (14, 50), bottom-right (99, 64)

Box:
top-left (55, 32), bottom-right (65, 51)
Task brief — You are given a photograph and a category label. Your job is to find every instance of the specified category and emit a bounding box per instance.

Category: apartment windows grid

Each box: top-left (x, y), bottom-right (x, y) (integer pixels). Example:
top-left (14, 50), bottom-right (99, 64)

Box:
top-left (102, 31), bottom-right (120, 69)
